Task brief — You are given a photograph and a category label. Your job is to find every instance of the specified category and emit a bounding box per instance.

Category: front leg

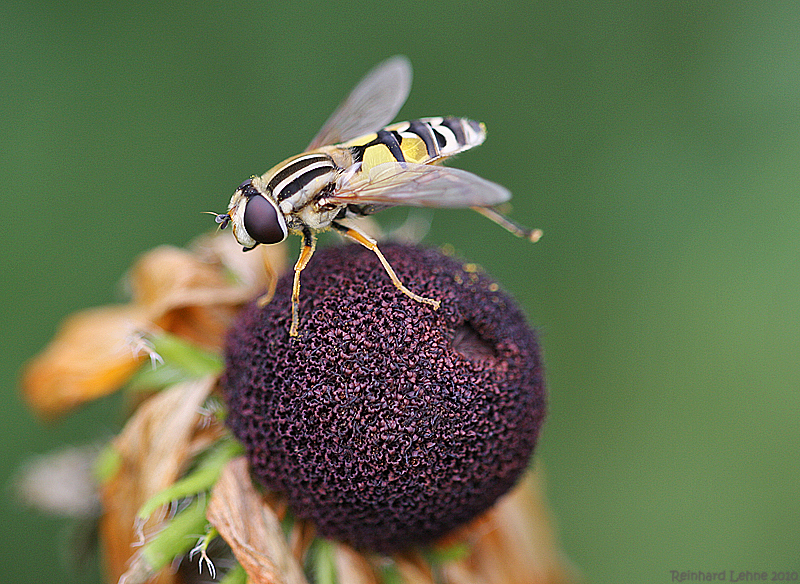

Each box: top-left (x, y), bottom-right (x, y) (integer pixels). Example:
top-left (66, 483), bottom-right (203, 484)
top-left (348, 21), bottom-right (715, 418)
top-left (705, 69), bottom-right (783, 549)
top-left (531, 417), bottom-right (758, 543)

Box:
top-left (290, 228), bottom-right (317, 337)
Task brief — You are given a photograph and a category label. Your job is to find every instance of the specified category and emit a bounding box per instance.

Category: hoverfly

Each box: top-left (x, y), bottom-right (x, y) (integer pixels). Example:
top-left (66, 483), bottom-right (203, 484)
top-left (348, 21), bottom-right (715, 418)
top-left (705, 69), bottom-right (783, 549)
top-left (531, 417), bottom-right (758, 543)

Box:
top-left (216, 56), bottom-right (540, 337)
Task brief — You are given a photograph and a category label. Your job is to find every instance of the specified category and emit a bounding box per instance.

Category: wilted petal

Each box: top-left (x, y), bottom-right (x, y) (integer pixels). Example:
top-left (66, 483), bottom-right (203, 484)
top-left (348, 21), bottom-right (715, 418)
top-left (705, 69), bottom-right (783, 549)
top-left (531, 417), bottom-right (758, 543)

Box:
top-left (129, 245), bottom-right (233, 309)
top-left (207, 457), bottom-right (309, 584)
top-left (130, 241), bottom-right (284, 351)
top-left (22, 231), bottom-right (286, 418)
top-left (101, 377), bottom-right (217, 584)
top-left (288, 520), bottom-right (316, 566)
top-left (392, 552), bottom-right (437, 584)
top-left (15, 445), bottom-right (101, 517)
top-left (21, 304), bottom-right (150, 418)
top-left (189, 230), bottom-right (287, 295)
top-left (333, 543), bottom-right (378, 584)
top-left (154, 303), bottom-right (240, 353)
top-left (439, 469), bottom-right (579, 584)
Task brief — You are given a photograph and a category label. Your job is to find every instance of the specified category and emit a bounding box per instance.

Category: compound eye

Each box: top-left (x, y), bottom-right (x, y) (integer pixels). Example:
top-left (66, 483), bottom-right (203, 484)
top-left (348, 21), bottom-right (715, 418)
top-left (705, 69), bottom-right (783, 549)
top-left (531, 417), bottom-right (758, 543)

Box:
top-left (243, 195), bottom-right (287, 244)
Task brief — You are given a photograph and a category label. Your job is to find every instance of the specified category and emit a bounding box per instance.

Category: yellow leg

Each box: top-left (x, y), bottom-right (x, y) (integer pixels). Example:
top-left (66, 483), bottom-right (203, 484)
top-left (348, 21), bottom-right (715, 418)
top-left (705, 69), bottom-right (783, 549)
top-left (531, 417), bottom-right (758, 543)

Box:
top-left (256, 253), bottom-right (278, 308)
top-left (289, 232), bottom-right (317, 337)
top-left (335, 222), bottom-right (440, 310)
top-left (472, 206), bottom-right (543, 243)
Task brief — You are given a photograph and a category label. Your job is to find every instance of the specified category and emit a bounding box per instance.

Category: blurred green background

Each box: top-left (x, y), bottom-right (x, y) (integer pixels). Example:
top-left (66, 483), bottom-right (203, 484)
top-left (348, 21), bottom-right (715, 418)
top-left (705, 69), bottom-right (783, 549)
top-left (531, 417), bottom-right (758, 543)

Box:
top-left (2, 1), bottom-right (798, 582)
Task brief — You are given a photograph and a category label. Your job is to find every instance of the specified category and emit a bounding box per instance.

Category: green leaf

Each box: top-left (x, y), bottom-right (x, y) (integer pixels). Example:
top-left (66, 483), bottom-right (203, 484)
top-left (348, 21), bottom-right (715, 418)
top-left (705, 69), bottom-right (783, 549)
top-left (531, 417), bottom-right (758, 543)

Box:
top-left (219, 563), bottom-right (247, 584)
top-left (128, 332), bottom-right (223, 392)
top-left (425, 541), bottom-right (471, 565)
top-left (93, 443), bottom-right (122, 483)
top-left (136, 438), bottom-right (243, 522)
top-left (378, 562), bottom-right (403, 584)
top-left (311, 538), bottom-right (338, 584)
top-left (141, 497), bottom-right (209, 571)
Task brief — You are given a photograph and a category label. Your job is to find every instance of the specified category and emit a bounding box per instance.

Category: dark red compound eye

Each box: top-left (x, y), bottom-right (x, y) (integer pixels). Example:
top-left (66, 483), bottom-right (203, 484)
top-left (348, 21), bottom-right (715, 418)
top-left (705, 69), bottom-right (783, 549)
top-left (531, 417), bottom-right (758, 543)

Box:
top-left (243, 194), bottom-right (287, 244)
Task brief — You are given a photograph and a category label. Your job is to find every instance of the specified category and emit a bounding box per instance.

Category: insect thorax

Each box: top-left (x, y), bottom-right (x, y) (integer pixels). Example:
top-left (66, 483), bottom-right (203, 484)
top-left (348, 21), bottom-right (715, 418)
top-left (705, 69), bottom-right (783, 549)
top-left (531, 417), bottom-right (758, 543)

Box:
top-left (258, 152), bottom-right (339, 207)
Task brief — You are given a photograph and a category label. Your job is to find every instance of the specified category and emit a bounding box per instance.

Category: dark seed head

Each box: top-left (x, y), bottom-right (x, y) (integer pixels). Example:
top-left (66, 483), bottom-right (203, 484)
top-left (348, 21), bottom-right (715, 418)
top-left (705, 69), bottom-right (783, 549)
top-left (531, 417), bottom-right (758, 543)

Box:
top-left (222, 243), bottom-right (546, 553)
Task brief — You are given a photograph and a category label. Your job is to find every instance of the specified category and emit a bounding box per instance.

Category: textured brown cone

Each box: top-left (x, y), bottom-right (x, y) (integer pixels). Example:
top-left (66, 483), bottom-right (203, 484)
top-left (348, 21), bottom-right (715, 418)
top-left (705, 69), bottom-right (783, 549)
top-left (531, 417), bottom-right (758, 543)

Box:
top-left (223, 243), bottom-right (547, 552)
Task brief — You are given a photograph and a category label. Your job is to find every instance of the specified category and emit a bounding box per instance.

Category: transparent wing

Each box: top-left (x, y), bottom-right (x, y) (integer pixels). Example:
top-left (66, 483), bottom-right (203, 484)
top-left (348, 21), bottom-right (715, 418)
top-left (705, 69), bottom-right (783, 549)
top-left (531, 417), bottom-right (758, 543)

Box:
top-left (306, 56), bottom-right (412, 150)
top-left (329, 162), bottom-right (512, 208)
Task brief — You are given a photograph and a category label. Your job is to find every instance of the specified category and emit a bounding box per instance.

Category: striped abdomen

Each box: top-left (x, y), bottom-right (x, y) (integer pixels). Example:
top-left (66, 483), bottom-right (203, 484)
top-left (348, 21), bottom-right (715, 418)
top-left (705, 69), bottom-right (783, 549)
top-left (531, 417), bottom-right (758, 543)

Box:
top-left (341, 117), bottom-right (486, 172)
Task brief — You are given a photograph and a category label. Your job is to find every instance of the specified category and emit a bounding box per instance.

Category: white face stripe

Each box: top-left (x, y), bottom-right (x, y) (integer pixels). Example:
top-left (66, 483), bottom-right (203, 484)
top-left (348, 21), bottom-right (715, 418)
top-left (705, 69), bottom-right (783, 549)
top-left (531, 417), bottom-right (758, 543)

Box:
top-left (229, 197), bottom-right (256, 248)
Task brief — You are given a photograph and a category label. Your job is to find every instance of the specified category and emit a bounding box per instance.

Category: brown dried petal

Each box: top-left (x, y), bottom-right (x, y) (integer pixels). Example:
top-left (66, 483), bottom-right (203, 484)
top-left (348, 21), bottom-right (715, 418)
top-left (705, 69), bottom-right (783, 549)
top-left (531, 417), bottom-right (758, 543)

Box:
top-left (131, 235), bottom-right (286, 314)
top-left (129, 245), bottom-right (228, 308)
top-left (392, 553), bottom-right (437, 584)
top-left (206, 457), bottom-right (308, 584)
top-left (21, 304), bottom-right (149, 418)
top-left (288, 520), bottom-right (316, 566)
top-left (333, 543), bottom-right (378, 584)
top-left (189, 230), bottom-right (287, 295)
top-left (438, 469), bottom-right (580, 584)
top-left (101, 377), bottom-right (217, 584)
top-left (129, 245), bottom-right (252, 351)
top-left (22, 232), bottom-right (286, 418)
top-left (151, 235), bottom-right (286, 351)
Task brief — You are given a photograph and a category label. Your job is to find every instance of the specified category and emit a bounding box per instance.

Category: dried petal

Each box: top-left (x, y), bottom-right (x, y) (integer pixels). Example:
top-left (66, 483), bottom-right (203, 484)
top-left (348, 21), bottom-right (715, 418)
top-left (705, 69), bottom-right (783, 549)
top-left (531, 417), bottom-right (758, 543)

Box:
top-left (129, 245), bottom-right (229, 308)
top-left (130, 237), bottom-right (284, 352)
top-left (333, 543), bottom-right (378, 584)
top-left (392, 552), bottom-right (437, 584)
top-left (438, 469), bottom-right (579, 584)
top-left (288, 520), bottom-right (316, 566)
top-left (101, 377), bottom-right (217, 584)
top-left (206, 457), bottom-right (308, 584)
top-left (21, 304), bottom-right (150, 417)
top-left (129, 245), bottom-right (255, 351)
top-left (14, 445), bottom-right (101, 517)
top-left (190, 230), bottom-right (287, 295)
top-left (22, 231), bottom-right (286, 418)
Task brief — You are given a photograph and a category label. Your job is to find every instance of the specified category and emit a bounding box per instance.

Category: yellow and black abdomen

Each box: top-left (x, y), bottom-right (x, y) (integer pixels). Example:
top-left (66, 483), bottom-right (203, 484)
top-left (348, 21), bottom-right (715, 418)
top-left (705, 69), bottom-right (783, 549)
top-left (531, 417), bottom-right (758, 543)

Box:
top-left (341, 117), bottom-right (487, 172)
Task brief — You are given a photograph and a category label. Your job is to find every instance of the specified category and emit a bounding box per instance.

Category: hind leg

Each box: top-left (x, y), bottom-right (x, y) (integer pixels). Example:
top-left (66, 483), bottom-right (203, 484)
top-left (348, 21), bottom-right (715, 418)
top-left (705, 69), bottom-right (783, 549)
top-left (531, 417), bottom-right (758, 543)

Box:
top-left (472, 206), bottom-right (543, 242)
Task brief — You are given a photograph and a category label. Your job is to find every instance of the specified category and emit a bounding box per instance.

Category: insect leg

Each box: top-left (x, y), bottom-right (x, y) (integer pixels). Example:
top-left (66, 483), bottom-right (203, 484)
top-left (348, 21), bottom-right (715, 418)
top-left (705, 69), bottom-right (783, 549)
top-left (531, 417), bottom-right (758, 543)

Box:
top-left (471, 206), bottom-right (543, 242)
top-left (289, 228), bottom-right (317, 337)
top-left (255, 256), bottom-right (278, 308)
top-left (331, 221), bottom-right (441, 310)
